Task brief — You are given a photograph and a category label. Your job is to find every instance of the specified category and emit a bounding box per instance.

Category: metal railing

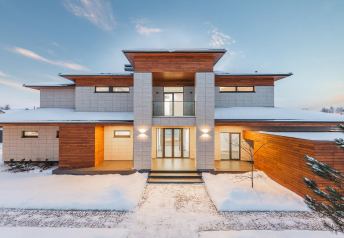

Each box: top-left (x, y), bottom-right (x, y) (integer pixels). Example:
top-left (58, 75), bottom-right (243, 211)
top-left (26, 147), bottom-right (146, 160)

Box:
top-left (153, 101), bottom-right (195, 116)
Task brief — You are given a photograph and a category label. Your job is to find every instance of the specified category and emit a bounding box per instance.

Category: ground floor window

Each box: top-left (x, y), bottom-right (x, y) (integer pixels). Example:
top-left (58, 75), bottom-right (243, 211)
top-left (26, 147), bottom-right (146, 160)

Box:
top-left (22, 131), bottom-right (38, 138)
top-left (157, 128), bottom-right (190, 158)
top-left (220, 132), bottom-right (240, 160)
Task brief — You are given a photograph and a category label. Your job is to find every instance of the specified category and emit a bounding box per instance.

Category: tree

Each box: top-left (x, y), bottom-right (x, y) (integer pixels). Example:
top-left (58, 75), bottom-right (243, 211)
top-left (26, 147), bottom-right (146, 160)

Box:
top-left (0, 104), bottom-right (10, 110)
top-left (303, 124), bottom-right (344, 233)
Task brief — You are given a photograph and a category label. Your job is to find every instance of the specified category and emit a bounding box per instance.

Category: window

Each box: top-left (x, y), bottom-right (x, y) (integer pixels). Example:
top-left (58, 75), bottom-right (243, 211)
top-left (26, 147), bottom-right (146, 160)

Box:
top-left (56, 131), bottom-right (59, 138)
top-left (220, 86), bottom-right (255, 92)
top-left (164, 87), bottom-right (183, 93)
top-left (22, 131), bottom-right (38, 138)
top-left (220, 132), bottom-right (240, 160)
top-left (114, 130), bottom-right (131, 138)
top-left (95, 86), bottom-right (129, 93)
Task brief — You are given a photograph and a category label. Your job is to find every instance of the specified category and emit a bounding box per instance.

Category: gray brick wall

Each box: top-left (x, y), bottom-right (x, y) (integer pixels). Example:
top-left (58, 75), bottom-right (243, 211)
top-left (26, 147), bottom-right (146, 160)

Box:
top-left (214, 86), bottom-right (274, 107)
top-left (40, 88), bottom-right (75, 108)
top-left (75, 86), bottom-right (134, 112)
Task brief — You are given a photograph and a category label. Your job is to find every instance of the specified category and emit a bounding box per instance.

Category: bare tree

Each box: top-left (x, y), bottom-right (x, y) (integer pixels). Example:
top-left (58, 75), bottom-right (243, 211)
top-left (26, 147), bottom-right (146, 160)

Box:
top-left (0, 104), bottom-right (10, 110)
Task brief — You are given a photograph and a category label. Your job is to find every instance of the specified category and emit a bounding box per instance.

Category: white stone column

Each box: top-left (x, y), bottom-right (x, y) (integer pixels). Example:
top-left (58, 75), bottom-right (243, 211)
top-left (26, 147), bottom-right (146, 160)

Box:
top-left (133, 72), bottom-right (152, 170)
top-left (195, 72), bottom-right (215, 170)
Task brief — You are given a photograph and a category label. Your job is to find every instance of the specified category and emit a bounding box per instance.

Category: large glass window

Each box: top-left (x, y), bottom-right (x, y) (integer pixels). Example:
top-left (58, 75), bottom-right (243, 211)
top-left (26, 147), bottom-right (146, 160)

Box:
top-left (163, 87), bottom-right (184, 116)
top-left (95, 86), bottom-right (110, 92)
top-left (220, 132), bottom-right (241, 160)
top-left (156, 128), bottom-right (190, 158)
top-left (220, 86), bottom-right (255, 92)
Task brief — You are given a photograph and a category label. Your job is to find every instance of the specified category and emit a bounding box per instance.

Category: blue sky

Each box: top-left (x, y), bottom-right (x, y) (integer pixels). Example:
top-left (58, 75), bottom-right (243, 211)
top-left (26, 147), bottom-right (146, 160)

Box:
top-left (0, 0), bottom-right (343, 110)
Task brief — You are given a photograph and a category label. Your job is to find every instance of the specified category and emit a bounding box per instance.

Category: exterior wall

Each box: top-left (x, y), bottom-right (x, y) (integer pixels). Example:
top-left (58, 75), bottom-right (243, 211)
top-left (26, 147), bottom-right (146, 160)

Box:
top-left (40, 88), bottom-right (75, 108)
top-left (195, 72), bottom-right (215, 170)
top-left (2, 126), bottom-right (59, 161)
top-left (151, 126), bottom-right (196, 159)
top-left (95, 126), bottom-right (104, 166)
top-left (215, 86), bottom-right (274, 107)
top-left (152, 117), bottom-right (196, 126)
top-left (215, 76), bottom-right (274, 86)
top-left (75, 86), bottom-right (134, 112)
top-left (104, 125), bottom-right (133, 161)
top-left (243, 131), bottom-right (344, 199)
top-left (133, 73), bottom-right (152, 170)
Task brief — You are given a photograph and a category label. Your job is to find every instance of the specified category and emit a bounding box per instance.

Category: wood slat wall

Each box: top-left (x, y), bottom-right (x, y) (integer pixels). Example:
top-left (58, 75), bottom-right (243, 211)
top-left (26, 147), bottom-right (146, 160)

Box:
top-left (243, 131), bottom-right (344, 200)
top-left (95, 126), bottom-right (104, 166)
top-left (215, 76), bottom-right (275, 86)
top-left (152, 72), bottom-right (195, 86)
top-left (134, 56), bottom-right (214, 72)
top-left (74, 76), bottom-right (133, 86)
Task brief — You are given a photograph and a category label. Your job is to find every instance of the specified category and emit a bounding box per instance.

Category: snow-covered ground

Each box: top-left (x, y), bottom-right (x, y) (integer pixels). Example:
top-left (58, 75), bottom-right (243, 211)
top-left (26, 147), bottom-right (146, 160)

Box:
top-left (0, 227), bottom-right (129, 238)
top-left (199, 230), bottom-right (341, 238)
top-left (0, 165), bottom-right (147, 210)
top-left (203, 171), bottom-right (309, 211)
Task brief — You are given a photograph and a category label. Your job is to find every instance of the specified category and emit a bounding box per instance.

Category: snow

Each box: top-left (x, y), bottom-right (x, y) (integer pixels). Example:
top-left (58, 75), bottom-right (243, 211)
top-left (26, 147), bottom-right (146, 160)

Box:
top-left (59, 72), bottom-right (134, 76)
top-left (215, 107), bottom-right (344, 122)
top-left (0, 167), bottom-right (147, 210)
top-left (199, 230), bottom-right (341, 238)
top-left (0, 108), bottom-right (133, 123)
top-left (203, 171), bottom-right (309, 211)
top-left (0, 227), bottom-right (129, 238)
top-left (259, 131), bottom-right (344, 141)
top-left (24, 81), bottom-right (75, 87)
top-left (214, 70), bottom-right (292, 76)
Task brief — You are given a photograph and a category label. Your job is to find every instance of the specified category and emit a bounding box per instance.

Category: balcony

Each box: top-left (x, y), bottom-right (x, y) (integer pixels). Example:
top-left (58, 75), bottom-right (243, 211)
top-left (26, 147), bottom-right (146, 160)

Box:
top-left (153, 101), bottom-right (195, 116)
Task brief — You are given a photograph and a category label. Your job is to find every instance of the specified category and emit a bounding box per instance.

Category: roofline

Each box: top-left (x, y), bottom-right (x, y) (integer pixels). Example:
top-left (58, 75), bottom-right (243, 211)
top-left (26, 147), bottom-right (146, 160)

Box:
top-left (122, 49), bottom-right (227, 53)
top-left (23, 85), bottom-right (75, 88)
top-left (215, 73), bottom-right (293, 77)
top-left (58, 73), bottom-right (133, 77)
top-left (215, 119), bottom-right (344, 123)
top-left (0, 120), bottom-right (134, 124)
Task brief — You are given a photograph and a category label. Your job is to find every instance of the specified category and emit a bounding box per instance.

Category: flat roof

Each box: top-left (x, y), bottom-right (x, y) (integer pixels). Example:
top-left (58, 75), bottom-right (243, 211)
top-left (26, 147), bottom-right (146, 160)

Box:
top-left (24, 82), bottom-right (76, 88)
top-left (258, 131), bottom-right (343, 141)
top-left (0, 109), bottom-right (133, 123)
top-left (214, 71), bottom-right (293, 77)
top-left (122, 48), bottom-right (227, 53)
top-left (215, 107), bottom-right (344, 122)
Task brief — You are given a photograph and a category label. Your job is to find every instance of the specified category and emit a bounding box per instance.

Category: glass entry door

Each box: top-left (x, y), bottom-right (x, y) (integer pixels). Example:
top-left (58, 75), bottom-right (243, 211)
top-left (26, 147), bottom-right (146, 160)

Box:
top-left (220, 132), bottom-right (241, 160)
top-left (164, 87), bottom-right (183, 116)
top-left (157, 128), bottom-right (189, 158)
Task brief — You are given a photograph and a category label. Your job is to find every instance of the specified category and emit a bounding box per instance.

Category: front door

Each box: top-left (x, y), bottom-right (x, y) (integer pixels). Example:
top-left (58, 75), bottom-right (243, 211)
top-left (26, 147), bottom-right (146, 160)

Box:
top-left (157, 128), bottom-right (190, 158)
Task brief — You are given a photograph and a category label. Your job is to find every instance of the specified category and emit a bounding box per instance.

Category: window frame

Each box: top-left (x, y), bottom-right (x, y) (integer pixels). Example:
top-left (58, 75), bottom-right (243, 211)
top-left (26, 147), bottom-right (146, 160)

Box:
top-left (56, 131), bottom-right (59, 138)
top-left (113, 130), bottom-right (131, 138)
top-left (22, 131), bottom-right (38, 138)
top-left (220, 132), bottom-right (241, 160)
top-left (219, 86), bottom-right (255, 93)
top-left (94, 86), bottom-right (130, 93)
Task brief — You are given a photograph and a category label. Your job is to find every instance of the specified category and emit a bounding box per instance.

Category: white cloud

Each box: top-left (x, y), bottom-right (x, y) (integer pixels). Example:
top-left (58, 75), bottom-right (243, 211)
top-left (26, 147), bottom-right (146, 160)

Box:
top-left (131, 18), bottom-right (162, 35)
top-left (52, 42), bottom-right (66, 50)
top-left (0, 78), bottom-right (38, 93)
top-left (7, 46), bottom-right (89, 71)
top-left (0, 71), bottom-right (10, 77)
top-left (207, 25), bottom-right (233, 48)
top-left (63, 0), bottom-right (116, 31)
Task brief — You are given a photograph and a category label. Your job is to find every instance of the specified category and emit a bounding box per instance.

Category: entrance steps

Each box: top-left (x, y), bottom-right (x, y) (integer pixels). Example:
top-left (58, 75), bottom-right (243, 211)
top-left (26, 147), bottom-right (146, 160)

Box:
top-left (147, 171), bottom-right (204, 183)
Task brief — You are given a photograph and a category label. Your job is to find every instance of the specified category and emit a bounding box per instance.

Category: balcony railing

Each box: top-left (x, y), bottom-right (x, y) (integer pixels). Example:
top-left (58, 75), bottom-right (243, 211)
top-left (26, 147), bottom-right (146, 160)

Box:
top-left (153, 101), bottom-right (195, 116)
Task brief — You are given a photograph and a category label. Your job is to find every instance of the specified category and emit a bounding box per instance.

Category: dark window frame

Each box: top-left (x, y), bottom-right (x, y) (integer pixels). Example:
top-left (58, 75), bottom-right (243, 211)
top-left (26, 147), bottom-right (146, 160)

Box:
top-left (114, 130), bottom-right (131, 138)
top-left (219, 86), bottom-right (255, 93)
top-left (22, 131), bottom-right (38, 138)
top-left (56, 131), bottom-right (59, 138)
top-left (94, 86), bottom-right (130, 93)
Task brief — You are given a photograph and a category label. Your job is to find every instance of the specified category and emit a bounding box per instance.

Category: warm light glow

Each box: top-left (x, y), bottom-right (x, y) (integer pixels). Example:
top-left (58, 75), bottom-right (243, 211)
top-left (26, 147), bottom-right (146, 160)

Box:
top-left (202, 134), bottom-right (209, 138)
top-left (139, 133), bottom-right (146, 138)
top-left (139, 129), bottom-right (146, 133)
top-left (201, 129), bottom-right (209, 133)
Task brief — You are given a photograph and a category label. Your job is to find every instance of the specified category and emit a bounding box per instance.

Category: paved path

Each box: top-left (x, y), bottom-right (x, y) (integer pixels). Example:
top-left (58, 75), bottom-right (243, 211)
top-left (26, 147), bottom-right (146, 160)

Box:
top-left (0, 184), bottom-right (331, 238)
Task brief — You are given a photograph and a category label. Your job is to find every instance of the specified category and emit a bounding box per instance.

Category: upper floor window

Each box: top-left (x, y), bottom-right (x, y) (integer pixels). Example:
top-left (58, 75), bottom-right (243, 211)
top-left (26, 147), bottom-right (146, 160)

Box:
top-left (22, 131), bottom-right (38, 138)
top-left (95, 87), bottom-right (129, 93)
top-left (220, 86), bottom-right (255, 93)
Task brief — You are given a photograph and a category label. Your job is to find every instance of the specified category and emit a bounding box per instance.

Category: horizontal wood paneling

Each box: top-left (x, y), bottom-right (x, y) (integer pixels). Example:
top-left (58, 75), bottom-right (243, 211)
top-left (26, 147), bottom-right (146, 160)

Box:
top-left (153, 72), bottom-right (195, 86)
top-left (215, 76), bottom-right (274, 86)
top-left (0, 123), bottom-right (133, 127)
top-left (243, 131), bottom-right (344, 200)
top-left (74, 76), bottom-right (133, 86)
top-left (215, 121), bottom-right (341, 127)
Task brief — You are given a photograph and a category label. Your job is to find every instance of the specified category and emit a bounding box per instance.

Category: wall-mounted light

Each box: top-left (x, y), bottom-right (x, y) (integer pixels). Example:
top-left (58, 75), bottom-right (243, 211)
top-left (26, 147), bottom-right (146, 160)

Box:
top-left (201, 129), bottom-right (209, 138)
top-left (139, 133), bottom-right (146, 138)
top-left (139, 129), bottom-right (147, 138)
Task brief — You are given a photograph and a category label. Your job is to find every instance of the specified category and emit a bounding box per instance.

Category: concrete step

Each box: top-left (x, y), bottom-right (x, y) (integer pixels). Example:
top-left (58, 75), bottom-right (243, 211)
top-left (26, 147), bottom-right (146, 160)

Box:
top-left (146, 177), bottom-right (204, 184)
top-left (148, 172), bottom-right (202, 178)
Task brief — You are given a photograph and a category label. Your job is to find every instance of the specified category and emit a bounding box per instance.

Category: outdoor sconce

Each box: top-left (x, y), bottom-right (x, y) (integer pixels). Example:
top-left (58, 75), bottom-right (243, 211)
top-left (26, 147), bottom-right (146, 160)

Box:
top-left (201, 129), bottom-right (209, 138)
top-left (139, 129), bottom-right (147, 138)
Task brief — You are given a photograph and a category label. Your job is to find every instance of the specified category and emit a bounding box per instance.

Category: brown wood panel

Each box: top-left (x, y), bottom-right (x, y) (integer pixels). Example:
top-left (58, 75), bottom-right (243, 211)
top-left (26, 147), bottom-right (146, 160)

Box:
top-left (95, 126), bottom-right (104, 166)
top-left (215, 121), bottom-right (342, 127)
top-left (243, 131), bottom-right (344, 200)
top-left (74, 76), bottom-right (133, 86)
top-left (152, 72), bottom-right (195, 86)
top-left (215, 76), bottom-right (275, 86)
top-left (0, 123), bottom-right (133, 127)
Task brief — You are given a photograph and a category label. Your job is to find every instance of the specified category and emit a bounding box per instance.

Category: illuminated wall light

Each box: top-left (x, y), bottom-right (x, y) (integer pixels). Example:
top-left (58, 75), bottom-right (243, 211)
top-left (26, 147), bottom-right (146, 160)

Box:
top-left (201, 133), bottom-right (209, 138)
top-left (139, 129), bottom-right (146, 133)
top-left (139, 133), bottom-right (146, 138)
top-left (201, 128), bottom-right (209, 138)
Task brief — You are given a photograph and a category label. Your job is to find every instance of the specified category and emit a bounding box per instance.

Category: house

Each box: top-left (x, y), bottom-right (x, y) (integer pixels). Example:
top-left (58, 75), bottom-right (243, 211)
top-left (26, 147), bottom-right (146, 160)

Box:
top-left (0, 48), bottom-right (344, 195)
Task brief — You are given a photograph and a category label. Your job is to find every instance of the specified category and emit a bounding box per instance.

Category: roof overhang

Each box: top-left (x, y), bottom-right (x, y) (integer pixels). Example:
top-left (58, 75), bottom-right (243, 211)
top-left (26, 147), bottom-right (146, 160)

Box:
top-left (59, 72), bottom-right (134, 82)
top-left (214, 72), bottom-right (293, 81)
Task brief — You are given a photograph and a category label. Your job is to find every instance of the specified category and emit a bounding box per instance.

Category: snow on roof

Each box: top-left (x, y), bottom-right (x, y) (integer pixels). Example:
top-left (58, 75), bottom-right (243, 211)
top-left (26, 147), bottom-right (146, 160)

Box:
top-left (23, 82), bottom-right (75, 87)
top-left (258, 131), bottom-right (344, 141)
top-left (59, 72), bottom-right (133, 77)
top-left (122, 48), bottom-right (226, 53)
top-left (0, 109), bottom-right (133, 123)
top-left (215, 107), bottom-right (344, 122)
top-left (214, 70), bottom-right (292, 76)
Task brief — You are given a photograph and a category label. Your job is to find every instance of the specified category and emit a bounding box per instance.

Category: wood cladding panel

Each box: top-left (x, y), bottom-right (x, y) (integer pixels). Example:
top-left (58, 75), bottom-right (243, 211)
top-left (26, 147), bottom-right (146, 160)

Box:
top-left (152, 72), bottom-right (195, 86)
top-left (74, 76), bottom-right (133, 86)
top-left (215, 76), bottom-right (275, 86)
top-left (134, 56), bottom-right (214, 72)
top-left (243, 131), bottom-right (344, 200)
top-left (95, 126), bottom-right (104, 166)
top-left (215, 121), bottom-right (341, 127)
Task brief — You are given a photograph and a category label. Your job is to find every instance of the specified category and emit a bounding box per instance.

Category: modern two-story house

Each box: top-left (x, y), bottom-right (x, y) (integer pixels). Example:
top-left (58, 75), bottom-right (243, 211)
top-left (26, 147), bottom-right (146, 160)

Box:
top-left (1, 48), bottom-right (344, 196)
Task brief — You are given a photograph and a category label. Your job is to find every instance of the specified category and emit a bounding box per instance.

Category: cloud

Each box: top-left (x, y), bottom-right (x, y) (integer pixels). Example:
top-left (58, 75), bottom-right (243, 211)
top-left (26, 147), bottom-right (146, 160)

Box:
top-left (207, 25), bottom-right (233, 48)
top-left (7, 46), bottom-right (89, 71)
top-left (52, 42), bottom-right (66, 50)
top-left (0, 71), bottom-right (11, 77)
top-left (131, 18), bottom-right (162, 35)
top-left (0, 78), bottom-right (38, 93)
top-left (63, 0), bottom-right (116, 31)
